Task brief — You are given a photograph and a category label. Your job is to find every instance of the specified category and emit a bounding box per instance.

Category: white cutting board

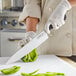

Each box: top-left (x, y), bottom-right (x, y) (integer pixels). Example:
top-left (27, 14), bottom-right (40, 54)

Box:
top-left (0, 55), bottom-right (76, 76)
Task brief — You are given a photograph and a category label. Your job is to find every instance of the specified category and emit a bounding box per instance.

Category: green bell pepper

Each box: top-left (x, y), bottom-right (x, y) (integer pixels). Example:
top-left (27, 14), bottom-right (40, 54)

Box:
top-left (21, 48), bottom-right (38, 62)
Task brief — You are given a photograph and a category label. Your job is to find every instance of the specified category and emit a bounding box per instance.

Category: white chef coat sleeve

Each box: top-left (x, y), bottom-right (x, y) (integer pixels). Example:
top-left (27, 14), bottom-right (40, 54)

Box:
top-left (18, 0), bottom-right (41, 22)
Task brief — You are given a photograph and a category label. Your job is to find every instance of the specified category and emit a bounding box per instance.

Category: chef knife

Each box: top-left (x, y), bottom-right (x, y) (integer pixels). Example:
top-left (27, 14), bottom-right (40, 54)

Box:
top-left (6, 12), bottom-right (55, 64)
top-left (6, 30), bottom-right (50, 64)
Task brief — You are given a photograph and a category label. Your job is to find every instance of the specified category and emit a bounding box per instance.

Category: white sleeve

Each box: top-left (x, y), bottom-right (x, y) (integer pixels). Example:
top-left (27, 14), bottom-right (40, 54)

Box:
top-left (18, 0), bottom-right (41, 22)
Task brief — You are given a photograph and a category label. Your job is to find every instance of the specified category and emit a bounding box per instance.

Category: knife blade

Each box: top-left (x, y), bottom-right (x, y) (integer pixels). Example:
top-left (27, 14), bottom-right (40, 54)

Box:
top-left (6, 31), bottom-right (49, 64)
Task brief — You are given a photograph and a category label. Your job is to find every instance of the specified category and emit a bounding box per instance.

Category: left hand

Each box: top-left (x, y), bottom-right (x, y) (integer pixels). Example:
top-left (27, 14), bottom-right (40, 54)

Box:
top-left (25, 17), bottom-right (39, 32)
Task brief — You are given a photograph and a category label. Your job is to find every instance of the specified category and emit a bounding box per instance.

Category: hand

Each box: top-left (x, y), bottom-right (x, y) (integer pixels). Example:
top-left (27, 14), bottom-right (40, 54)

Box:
top-left (18, 31), bottom-right (36, 49)
top-left (25, 17), bottom-right (39, 32)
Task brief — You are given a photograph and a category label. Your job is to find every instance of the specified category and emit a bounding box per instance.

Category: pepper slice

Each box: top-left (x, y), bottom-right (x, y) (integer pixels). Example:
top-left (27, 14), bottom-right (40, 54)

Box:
top-left (21, 70), bottom-right (65, 76)
top-left (1, 66), bottom-right (21, 75)
top-left (21, 69), bottom-right (39, 76)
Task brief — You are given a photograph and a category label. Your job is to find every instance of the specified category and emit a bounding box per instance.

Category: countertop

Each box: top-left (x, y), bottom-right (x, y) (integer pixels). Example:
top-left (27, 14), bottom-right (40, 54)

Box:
top-left (0, 56), bottom-right (76, 67)
top-left (0, 55), bottom-right (76, 76)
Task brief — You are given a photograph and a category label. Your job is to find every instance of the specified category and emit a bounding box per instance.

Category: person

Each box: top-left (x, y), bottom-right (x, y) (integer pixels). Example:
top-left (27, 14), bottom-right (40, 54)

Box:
top-left (18, 0), bottom-right (76, 56)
